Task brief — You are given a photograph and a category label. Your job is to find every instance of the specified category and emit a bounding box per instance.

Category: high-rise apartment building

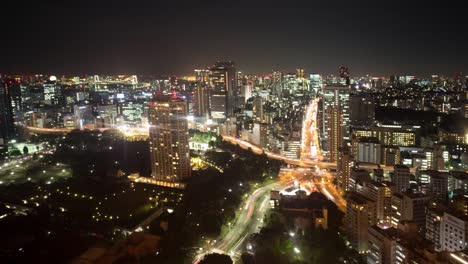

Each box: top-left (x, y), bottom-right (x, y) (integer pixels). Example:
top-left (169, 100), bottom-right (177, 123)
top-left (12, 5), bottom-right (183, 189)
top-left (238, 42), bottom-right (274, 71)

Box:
top-left (382, 145), bottom-right (401, 166)
top-left (252, 96), bottom-right (267, 123)
top-left (392, 165), bottom-right (411, 193)
top-left (345, 192), bottom-right (376, 253)
top-left (356, 137), bottom-right (381, 164)
top-left (337, 148), bottom-right (354, 192)
top-left (195, 84), bottom-right (209, 118)
top-left (391, 191), bottom-right (429, 229)
top-left (440, 211), bottom-right (468, 252)
top-left (426, 207), bottom-right (444, 251)
top-left (326, 106), bottom-right (344, 162)
top-left (309, 74), bottom-right (322, 95)
top-left (350, 95), bottom-right (375, 125)
top-left (0, 78), bottom-right (18, 143)
top-left (148, 96), bottom-right (191, 185)
top-left (321, 85), bottom-right (350, 150)
top-left (367, 225), bottom-right (399, 264)
top-left (362, 181), bottom-right (396, 223)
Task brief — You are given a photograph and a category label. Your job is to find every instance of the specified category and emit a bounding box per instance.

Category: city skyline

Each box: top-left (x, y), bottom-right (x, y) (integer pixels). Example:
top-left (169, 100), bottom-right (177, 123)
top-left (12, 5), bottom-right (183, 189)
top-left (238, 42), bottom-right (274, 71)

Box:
top-left (1, 2), bottom-right (467, 76)
top-left (1, 3), bottom-right (468, 263)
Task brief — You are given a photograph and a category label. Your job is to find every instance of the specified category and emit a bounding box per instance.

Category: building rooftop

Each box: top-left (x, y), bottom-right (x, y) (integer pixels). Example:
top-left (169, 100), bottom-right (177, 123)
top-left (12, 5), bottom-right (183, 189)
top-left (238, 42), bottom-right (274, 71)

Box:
top-left (450, 170), bottom-right (468, 180)
top-left (152, 94), bottom-right (185, 103)
top-left (347, 192), bottom-right (374, 205)
top-left (369, 224), bottom-right (399, 240)
top-left (358, 137), bottom-right (380, 144)
top-left (395, 164), bottom-right (410, 170)
top-left (368, 180), bottom-right (395, 188)
top-left (402, 191), bottom-right (430, 199)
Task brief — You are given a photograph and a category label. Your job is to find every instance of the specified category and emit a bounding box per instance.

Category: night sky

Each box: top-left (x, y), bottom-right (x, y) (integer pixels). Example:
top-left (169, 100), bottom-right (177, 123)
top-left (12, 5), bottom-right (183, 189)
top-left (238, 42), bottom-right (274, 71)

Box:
top-left (1, 1), bottom-right (467, 77)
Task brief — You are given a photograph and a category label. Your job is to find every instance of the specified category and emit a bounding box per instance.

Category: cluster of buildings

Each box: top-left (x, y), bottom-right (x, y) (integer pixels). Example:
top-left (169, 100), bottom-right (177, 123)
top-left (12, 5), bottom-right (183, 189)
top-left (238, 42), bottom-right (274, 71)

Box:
top-left (2, 66), bottom-right (468, 261)
top-left (344, 171), bottom-right (467, 263)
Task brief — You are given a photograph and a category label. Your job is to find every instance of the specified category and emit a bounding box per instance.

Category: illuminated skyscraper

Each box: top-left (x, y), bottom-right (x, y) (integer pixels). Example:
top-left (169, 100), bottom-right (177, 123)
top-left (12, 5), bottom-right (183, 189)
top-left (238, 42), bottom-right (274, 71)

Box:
top-left (309, 74), bottom-right (322, 95)
top-left (350, 95), bottom-right (375, 125)
top-left (272, 70), bottom-right (283, 97)
top-left (242, 81), bottom-right (253, 103)
top-left (195, 84), bottom-right (209, 118)
top-left (392, 165), bottom-right (410, 193)
top-left (345, 192), bottom-right (376, 253)
top-left (321, 85), bottom-right (350, 156)
top-left (209, 61), bottom-right (236, 120)
top-left (195, 69), bottom-right (210, 84)
top-left (0, 78), bottom-right (19, 143)
top-left (357, 137), bottom-right (381, 164)
top-left (339, 66), bottom-right (350, 85)
top-left (327, 106), bottom-right (344, 162)
top-left (252, 96), bottom-right (266, 123)
top-left (148, 96), bottom-right (191, 184)
top-left (296, 68), bottom-right (305, 79)
top-left (337, 148), bottom-right (354, 192)
top-left (43, 77), bottom-right (62, 106)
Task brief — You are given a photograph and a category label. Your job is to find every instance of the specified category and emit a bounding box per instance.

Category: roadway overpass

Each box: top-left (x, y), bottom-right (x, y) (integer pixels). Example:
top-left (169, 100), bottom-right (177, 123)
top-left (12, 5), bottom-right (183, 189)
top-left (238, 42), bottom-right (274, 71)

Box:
top-left (221, 135), bottom-right (336, 170)
top-left (222, 135), bottom-right (401, 173)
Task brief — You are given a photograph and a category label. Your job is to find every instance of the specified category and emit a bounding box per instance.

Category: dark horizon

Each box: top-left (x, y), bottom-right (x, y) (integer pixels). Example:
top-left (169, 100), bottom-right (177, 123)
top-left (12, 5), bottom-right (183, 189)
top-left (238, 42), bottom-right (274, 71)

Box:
top-left (1, 1), bottom-right (467, 77)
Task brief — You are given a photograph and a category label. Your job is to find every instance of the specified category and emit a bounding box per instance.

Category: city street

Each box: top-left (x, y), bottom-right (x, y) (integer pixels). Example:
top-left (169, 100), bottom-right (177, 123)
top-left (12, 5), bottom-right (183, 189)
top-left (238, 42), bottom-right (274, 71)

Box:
top-left (222, 135), bottom-right (336, 170)
top-left (194, 179), bottom-right (290, 263)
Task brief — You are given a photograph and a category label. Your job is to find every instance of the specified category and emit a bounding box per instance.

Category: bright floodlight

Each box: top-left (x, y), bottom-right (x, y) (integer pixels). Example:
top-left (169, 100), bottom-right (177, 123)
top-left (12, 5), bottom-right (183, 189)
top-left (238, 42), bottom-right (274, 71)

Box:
top-left (294, 247), bottom-right (300, 254)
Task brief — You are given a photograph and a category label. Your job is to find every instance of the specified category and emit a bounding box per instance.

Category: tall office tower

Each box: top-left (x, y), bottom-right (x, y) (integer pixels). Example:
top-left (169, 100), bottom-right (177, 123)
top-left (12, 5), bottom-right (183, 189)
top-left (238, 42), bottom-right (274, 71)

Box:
top-left (43, 77), bottom-right (62, 106)
top-left (242, 81), bottom-right (253, 103)
top-left (296, 68), bottom-right (305, 79)
top-left (391, 192), bottom-right (430, 229)
top-left (194, 69), bottom-right (210, 85)
top-left (381, 146), bottom-right (401, 166)
top-left (351, 125), bottom-right (417, 148)
top-left (3, 79), bottom-right (22, 120)
top-left (195, 84), bottom-right (209, 118)
top-left (73, 105), bottom-right (94, 129)
top-left (309, 74), bottom-right (322, 95)
top-left (148, 96), bottom-right (191, 184)
top-left (337, 148), bottom-right (354, 192)
top-left (425, 207), bottom-right (444, 251)
top-left (356, 137), bottom-right (381, 164)
top-left (282, 73), bottom-right (297, 94)
top-left (350, 95), bottom-right (375, 125)
top-left (392, 165), bottom-right (410, 193)
top-left (367, 225), bottom-right (399, 264)
top-left (0, 78), bottom-right (18, 144)
top-left (252, 96), bottom-right (266, 123)
top-left (272, 70), bottom-right (283, 97)
top-left (339, 66), bottom-right (350, 85)
top-left (427, 170), bottom-right (452, 201)
top-left (390, 193), bottom-right (404, 227)
top-left (321, 85), bottom-right (350, 152)
top-left (440, 211), bottom-right (468, 252)
top-left (208, 61), bottom-right (236, 120)
top-left (361, 181), bottom-right (395, 223)
top-left (345, 192), bottom-right (376, 253)
top-left (326, 106), bottom-right (344, 162)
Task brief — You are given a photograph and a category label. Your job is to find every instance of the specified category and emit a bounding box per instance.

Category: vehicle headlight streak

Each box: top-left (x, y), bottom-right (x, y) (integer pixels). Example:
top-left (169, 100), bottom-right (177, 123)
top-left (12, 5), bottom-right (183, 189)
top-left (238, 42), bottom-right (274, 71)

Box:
top-left (301, 99), bottom-right (322, 161)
